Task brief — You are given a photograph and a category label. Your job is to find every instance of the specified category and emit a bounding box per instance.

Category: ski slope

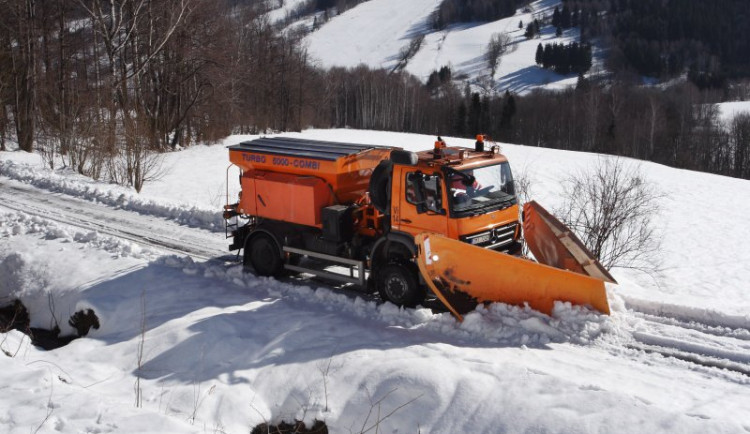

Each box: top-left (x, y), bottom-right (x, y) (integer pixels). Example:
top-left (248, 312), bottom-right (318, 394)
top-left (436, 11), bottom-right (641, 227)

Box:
top-left (304, 0), bottom-right (599, 94)
top-left (2, 130), bottom-right (750, 433)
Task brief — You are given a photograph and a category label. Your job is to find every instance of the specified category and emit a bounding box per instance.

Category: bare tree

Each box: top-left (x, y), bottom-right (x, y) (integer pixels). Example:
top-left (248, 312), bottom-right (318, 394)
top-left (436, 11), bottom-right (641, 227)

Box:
top-left (731, 113), bottom-right (750, 179)
top-left (556, 157), bottom-right (663, 273)
top-left (3, 0), bottom-right (38, 152)
top-left (485, 32), bottom-right (511, 78)
top-left (109, 123), bottom-right (168, 193)
top-left (0, 30), bottom-right (9, 151)
top-left (392, 34), bottom-right (425, 73)
top-left (76, 1), bottom-right (192, 156)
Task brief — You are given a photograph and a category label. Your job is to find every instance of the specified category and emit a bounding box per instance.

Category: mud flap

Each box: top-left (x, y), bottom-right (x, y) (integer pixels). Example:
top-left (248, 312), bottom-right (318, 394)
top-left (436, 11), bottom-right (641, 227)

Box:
top-left (415, 231), bottom-right (611, 321)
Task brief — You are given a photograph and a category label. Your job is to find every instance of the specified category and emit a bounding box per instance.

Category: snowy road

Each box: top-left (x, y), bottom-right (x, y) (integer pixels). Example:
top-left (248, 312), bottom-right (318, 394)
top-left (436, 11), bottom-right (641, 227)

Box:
top-left (0, 180), bottom-right (228, 261)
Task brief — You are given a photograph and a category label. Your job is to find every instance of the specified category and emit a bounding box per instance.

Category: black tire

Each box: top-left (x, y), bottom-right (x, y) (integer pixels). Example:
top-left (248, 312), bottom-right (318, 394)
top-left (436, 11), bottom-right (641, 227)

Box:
top-left (377, 263), bottom-right (426, 308)
top-left (245, 234), bottom-right (283, 277)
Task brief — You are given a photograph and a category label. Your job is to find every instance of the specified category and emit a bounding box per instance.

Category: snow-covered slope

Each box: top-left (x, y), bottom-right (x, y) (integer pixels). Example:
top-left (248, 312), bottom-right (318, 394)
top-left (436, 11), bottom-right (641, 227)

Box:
top-left (304, 0), bottom-right (599, 94)
top-left (716, 101), bottom-right (750, 124)
top-left (2, 130), bottom-right (750, 433)
top-left (304, 0), bottom-right (441, 70)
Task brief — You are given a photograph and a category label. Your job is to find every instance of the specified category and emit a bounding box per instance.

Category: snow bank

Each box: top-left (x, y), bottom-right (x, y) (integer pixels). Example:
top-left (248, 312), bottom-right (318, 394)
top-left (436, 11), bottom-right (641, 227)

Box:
top-left (0, 160), bottom-right (225, 231)
top-left (0, 211), bottom-right (150, 260)
top-left (0, 211), bottom-right (150, 334)
top-left (156, 254), bottom-right (618, 348)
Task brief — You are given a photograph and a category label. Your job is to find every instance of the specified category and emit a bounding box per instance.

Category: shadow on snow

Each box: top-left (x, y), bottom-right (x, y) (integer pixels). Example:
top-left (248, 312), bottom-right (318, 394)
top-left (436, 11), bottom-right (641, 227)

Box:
top-left (75, 260), bottom-right (554, 384)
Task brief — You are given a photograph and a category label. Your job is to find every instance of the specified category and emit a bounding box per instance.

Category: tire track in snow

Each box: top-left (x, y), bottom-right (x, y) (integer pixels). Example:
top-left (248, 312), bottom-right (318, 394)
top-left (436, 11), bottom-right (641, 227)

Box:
top-left (0, 181), bottom-right (229, 262)
top-left (621, 309), bottom-right (750, 377)
top-left (630, 310), bottom-right (750, 341)
top-left (625, 342), bottom-right (750, 377)
top-left (617, 294), bottom-right (750, 376)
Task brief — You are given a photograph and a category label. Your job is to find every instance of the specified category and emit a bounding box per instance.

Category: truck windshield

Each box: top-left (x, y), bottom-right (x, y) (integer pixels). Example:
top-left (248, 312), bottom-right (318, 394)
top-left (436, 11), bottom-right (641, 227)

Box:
top-left (447, 162), bottom-right (516, 216)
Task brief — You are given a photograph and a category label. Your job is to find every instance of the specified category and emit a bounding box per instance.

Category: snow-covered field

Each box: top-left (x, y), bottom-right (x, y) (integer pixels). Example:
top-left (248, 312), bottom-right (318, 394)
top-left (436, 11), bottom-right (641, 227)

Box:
top-left (304, 0), bottom-right (599, 94)
top-left (2, 129), bottom-right (750, 433)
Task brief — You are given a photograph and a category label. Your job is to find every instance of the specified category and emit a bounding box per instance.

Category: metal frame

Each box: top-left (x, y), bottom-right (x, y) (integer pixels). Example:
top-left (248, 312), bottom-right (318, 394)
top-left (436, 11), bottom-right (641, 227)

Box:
top-left (283, 246), bottom-right (366, 287)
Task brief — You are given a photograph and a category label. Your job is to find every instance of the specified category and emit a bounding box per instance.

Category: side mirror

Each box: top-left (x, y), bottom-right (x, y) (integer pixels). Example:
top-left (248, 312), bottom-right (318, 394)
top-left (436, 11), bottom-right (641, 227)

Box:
top-left (414, 174), bottom-right (429, 214)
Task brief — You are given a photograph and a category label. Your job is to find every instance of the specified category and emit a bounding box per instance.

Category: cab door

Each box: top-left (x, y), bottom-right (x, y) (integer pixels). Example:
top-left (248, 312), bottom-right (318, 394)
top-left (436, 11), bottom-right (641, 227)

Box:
top-left (391, 167), bottom-right (448, 237)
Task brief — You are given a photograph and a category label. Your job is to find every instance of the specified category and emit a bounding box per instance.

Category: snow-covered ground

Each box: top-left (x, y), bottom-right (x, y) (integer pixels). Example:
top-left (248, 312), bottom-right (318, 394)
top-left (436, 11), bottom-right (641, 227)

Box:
top-left (716, 101), bottom-right (750, 125)
top-left (266, 0), bottom-right (312, 24)
top-left (2, 129), bottom-right (750, 433)
top-left (304, 0), bottom-right (599, 94)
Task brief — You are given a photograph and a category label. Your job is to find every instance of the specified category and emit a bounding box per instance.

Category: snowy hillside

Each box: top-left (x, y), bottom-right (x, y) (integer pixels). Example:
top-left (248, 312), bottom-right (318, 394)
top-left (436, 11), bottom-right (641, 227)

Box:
top-left (2, 130), bottom-right (750, 433)
top-left (302, 0), bottom-right (601, 94)
top-left (717, 101), bottom-right (750, 124)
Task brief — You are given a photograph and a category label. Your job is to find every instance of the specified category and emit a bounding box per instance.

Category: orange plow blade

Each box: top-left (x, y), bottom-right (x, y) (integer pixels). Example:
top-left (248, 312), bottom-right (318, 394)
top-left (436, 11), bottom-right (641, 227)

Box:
top-left (415, 231), bottom-right (611, 321)
top-left (523, 201), bottom-right (617, 284)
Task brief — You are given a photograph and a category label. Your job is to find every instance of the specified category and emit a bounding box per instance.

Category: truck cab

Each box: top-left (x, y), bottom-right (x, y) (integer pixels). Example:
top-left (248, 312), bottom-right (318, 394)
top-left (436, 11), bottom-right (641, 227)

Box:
top-left (386, 144), bottom-right (521, 254)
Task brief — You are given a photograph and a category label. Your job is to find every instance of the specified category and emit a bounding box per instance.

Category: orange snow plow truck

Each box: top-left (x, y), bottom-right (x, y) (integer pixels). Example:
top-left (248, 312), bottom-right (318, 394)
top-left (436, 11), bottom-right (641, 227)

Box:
top-left (223, 136), bottom-right (615, 320)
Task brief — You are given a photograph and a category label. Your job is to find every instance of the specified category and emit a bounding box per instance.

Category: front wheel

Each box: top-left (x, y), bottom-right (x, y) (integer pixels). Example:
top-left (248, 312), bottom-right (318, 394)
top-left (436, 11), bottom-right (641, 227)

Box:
top-left (377, 263), bottom-right (426, 308)
top-left (244, 234), bottom-right (283, 277)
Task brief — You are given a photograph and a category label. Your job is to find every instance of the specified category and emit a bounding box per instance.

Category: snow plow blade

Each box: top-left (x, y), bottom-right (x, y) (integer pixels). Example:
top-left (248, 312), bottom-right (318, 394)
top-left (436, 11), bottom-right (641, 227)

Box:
top-left (523, 201), bottom-right (617, 284)
top-left (415, 231), bottom-right (611, 321)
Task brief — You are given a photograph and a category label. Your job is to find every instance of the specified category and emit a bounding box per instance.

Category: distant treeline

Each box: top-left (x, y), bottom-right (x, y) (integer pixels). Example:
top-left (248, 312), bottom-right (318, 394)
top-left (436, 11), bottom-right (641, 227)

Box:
top-left (1, 0), bottom-right (749, 192)
top-left (606, 0), bottom-right (750, 82)
top-left (432, 0), bottom-right (524, 29)
top-left (318, 68), bottom-right (750, 180)
top-left (535, 42), bottom-right (592, 75)
top-left (432, 0), bottom-right (750, 88)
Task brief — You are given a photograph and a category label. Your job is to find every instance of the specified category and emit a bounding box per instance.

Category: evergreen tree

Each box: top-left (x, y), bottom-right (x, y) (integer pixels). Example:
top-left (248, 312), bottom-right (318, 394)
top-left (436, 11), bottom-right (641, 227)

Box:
top-left (468, 93), bottom-right (482, 135)
top-left (537, 42), bottom-right (592, 75)
top-left (438, 65), bottom-right (451, 82)
top-left (426, 71), bottom-right (440, 91)
top-left (556, 26), bottom-right (562, 37)
top-left (500, 92), bottom-right (516, 131)
top-left (455, 102), bottom-right (467, 136)
top-left (561, 5), bottom-right (572, 28)
top-left (519, 20), bottom-right (523, 30)
top-left (542, 44), bottom-right (552, 68)
top-left (524, 23), bottom-right (535, 39)
top-left (535, 43), bottom-right (543, 65)
top-left (552, 7), bottom-right (561, 27)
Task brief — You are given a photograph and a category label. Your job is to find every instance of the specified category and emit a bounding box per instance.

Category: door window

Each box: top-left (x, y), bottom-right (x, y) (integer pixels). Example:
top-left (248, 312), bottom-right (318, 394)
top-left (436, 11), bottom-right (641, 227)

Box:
top-left (405, 172), bottom-right (443, 214)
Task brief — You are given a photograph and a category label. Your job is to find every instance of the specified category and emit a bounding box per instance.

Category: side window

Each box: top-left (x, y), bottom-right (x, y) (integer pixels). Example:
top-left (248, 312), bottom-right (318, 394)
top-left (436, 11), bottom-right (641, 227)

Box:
top-left (405, 172), bottom-right (443, 213)
top-left (405, 173), bottom-right (420, 205)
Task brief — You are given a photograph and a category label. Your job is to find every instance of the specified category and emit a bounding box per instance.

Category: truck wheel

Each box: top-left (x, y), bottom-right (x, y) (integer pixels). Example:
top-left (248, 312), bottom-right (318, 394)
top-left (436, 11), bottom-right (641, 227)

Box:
top-left (245, 234), bottom-right (283, 277)
top-left (377, 264), bottom-right (425, 308)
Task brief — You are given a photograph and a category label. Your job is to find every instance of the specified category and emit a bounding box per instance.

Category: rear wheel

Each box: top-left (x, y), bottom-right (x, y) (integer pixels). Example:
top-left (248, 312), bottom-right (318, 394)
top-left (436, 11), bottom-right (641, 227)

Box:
top-left (377, 263), bottom-right (425, 308)
top-left (245, 234), bottom-right (283, 277)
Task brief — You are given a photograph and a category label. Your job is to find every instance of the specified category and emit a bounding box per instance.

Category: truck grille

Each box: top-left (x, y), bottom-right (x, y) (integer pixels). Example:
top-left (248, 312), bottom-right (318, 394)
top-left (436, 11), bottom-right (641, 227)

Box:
top-left (461, 222), bottom-right (517, 251)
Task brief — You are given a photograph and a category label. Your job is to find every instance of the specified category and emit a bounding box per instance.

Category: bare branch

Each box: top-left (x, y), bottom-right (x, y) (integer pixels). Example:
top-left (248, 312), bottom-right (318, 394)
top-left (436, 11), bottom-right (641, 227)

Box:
top-left (555, 157), bottom-right (664, 274)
